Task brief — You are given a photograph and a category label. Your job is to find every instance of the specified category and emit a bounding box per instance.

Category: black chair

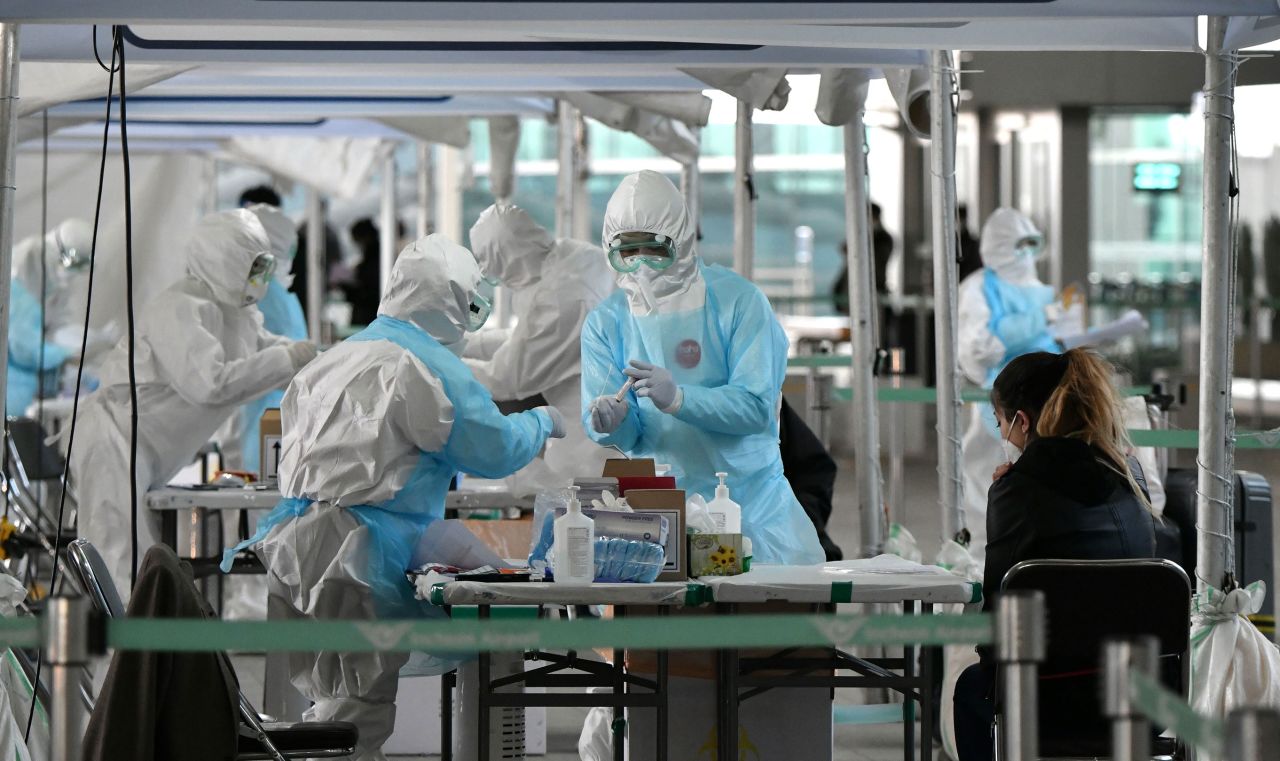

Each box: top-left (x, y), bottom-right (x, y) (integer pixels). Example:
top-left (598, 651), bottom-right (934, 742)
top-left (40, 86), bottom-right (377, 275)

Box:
top-left (999, 559), bottom-right (1191, 759)
top-left (66, 539), bottom-right (357, 760)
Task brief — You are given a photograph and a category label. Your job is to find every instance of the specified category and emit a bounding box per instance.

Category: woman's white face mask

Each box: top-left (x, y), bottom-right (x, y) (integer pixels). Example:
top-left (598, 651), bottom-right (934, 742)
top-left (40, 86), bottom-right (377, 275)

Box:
top-left (999, 411), bottom-right (1027, 464)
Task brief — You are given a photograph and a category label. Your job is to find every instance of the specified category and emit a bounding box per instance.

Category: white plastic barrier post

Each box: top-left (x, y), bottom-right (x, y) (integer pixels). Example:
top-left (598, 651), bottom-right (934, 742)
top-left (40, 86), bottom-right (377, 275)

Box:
top-left (1103, 636), bottom-right (1158, 761)
top-left (47, 596), bottom-right (89, 761)
top-left (733, 99), bottom-right (755, 280)
top-left (1226, 707), bottom-right (1280, 761)
top-left (996, 590), bottom-right (1045, 761)
top-left (0, 23), bottom-right (19, 413)
top-left (1195, 15), bottom-right (1238, 596)
top-left (929, 49), bottom-right (966, 546)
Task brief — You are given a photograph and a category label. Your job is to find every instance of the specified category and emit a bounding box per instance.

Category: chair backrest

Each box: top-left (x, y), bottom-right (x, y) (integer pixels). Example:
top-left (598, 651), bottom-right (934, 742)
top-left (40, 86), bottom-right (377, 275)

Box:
top-left (1002, 558), bottom-right (1191, 756)
top-left (66, 539), bottom-right (126, 618)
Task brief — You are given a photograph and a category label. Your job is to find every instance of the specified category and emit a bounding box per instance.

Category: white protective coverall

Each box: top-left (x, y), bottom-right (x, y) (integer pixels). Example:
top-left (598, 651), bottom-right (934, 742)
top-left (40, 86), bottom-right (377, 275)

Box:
top-left (465, 203), bottom-right (616, 492)
top-left (70, 209), bottom-right (316, 599)
top-left (957, 208), bottom-right (1058, 560)
top-left (246, 235), bottom-right (560, 761)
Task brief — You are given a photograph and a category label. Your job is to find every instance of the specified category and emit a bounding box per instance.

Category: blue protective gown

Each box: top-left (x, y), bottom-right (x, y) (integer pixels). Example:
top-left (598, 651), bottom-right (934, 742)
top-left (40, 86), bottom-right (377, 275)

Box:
top-left (580, 261), bottom-right (825, 566)
top-left (7, 280), bottom-right (70, 415)
top-left (239, 279), bottom-right (308, 473)
top-left (980, 269), bottom-right (1060, 386)
top-left (226, 314), bottom-right (553, 620)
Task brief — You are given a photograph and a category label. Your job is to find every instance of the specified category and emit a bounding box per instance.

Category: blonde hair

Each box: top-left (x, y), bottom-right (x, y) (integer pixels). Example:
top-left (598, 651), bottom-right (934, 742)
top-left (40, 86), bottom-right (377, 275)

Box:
top-left (993, 348), bottom-right (1153, 513)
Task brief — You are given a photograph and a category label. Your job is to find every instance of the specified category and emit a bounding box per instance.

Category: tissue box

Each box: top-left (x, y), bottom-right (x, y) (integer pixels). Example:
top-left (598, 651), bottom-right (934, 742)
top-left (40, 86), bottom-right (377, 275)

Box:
top-left (688, 534), bottom-right (745, 577)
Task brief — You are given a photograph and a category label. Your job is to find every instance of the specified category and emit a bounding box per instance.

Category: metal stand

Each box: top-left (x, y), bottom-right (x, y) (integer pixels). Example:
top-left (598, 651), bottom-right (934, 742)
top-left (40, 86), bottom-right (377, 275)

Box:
top-left (996, 590), bottom-right (1045, 761)
top-left (887, 348), bottom-right (906, 526)
top-left (47, 596), bottom-right (90, 761)
top-left (1225, 706), bottom-right (1280, 761)
top-left (1103, 636), bottom-right (1158, 761)
top-left (304, 190), bottom-right (325, 342)
top-left (555, 100), bottom-right (580, 240)
top-left (379, 152), bottom-right (398, 296)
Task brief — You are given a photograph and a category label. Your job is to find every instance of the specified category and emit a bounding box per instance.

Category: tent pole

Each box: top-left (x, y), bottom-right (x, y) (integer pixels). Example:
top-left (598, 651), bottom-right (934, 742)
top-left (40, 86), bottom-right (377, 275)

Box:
top-left (555, 100), bottom-right (577, 239)
top-left (305, 189), bottom-right (324, 342)
top-left (733, 99), bottom-right (755, 279)
top-left (0, 24), bottom-right (19, 414)
top-left (1195, 16), bottom-right (1237, 596)
top-left (843, 107), bottom-right (884, 558)
top-left (379, 152), bottom-right (397, 296)
top-left (416, 142), bottom-right (434, 240)
top-left (929, 49), bottom-right (965, 546)
top-left (681, 128), bottom-right (702, 232)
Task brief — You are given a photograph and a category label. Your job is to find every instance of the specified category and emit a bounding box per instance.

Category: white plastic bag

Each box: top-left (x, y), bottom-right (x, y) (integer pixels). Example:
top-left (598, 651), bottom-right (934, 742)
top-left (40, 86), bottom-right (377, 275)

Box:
top-left (884, 523), bottom-right (923, 564)
top-left (684, 494), bottom-right (716, 535)
top-left (1191, 582), bottom-right (1280, 723)
top-left (934, 541), bottom-right (983, 761)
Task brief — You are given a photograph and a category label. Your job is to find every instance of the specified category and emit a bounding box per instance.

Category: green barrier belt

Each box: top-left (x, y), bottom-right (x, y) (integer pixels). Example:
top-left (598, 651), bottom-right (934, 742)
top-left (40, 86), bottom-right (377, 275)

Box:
top-left (1129, 428), bottom-right (1280, 450)
top-left (93, 613), bottom-right (991, 653)
top-left (823, 385), bottom-right (1154, 404)
top-left (0, 619), bottom-right (38, 649)
top-left (1128, 669), bottom-right (1224, 756)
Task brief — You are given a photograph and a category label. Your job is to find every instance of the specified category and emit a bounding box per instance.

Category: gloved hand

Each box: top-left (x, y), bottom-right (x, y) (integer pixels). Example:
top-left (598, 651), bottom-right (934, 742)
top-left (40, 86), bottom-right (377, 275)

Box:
top-left (993, 310), bottom-right (1048, 351)
top-left (1043, 303), bottom-right (1064, 324)
top-left (286, 340), bottom-right (319, 370)
top-left (537, 406), bottom-right (567, 439)
top-left (589, 396), bottom-right (629, 434)
top-left (624, 360), bottom-right (683, 413)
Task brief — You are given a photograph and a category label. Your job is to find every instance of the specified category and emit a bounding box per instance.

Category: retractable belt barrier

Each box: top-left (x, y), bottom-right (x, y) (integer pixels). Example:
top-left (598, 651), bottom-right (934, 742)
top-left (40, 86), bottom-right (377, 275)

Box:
top-left (1126, 667), bottom-right (1225, 757)
top-left (1, 611), bottom-right (993, 654)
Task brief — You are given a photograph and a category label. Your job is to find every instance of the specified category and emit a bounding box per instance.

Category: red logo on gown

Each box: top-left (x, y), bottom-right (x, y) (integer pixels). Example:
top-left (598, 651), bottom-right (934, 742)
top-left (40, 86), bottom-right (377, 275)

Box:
top-left (675, 339), bottom-right (702, 369)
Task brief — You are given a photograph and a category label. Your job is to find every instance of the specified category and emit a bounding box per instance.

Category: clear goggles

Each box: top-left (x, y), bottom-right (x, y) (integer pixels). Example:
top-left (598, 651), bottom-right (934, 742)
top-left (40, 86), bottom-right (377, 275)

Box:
top-left (57, 230), bottom-right (90, 272)
top-left (247, 253), bottom-right (278, 288)
top-left (467, 277), bottom-right (497, 331)
top-left (1014, 236), bottom-right (1045, 258)
top-left (607, 232), bottom-right (676, 274)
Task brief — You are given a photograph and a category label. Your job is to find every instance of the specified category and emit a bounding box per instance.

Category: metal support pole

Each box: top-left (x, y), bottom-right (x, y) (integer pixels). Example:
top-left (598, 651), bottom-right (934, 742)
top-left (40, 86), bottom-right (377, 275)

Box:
top-left (929, 49), bottom-right (965, 545)
top-left (47, 596), bottom-right (90, 761)
top-left (379, 152), bottom-right (397, 297)
top-left (416, 142), bottom-right (435, 239)
top-left (0, 24), bottom-right (20, 415)
top-left (573, 109), bottom-right (591, 242)
top-left (843, 117), bottom-right (884, 558)
top-left (733, 99), bottom-right (755, 280)
top-left (680, 131), bottom-right (701, 232)
top-left (1195, 16), bottom-right (1237, 596)
top-left (888, 348), bottom-right (906, 527)
top-left (305, 189), bottom-right (324, 342)
top-left (995, 590), bottom-right (1045, 761)
top-left (555, 100), bottom-right (577, 239)
top-left (1226, 707), bottom-right (1280, 761)
top-left (1103, 636), bottom-right (1158, 761)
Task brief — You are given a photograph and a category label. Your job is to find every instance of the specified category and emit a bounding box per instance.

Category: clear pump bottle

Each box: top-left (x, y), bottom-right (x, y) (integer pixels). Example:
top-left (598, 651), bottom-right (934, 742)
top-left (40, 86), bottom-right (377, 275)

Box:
top-left (553, 486), bottom-right (595, 584)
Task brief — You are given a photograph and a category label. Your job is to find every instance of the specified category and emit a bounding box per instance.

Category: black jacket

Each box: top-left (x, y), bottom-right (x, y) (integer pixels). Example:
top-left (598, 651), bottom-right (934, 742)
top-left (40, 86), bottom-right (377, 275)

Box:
top-left (779, 398), bottom-right (843, 561)
top-left (982, 437), bottom-right (1160, 617)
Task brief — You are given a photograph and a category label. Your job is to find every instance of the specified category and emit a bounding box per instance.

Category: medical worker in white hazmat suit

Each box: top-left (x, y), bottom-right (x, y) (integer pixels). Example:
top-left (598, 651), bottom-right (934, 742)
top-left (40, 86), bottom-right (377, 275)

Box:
top-left (581, 170), bottom-right (823, 566)
top-left (71, 209), bottom-right (318, 598)
top-left (228, 234), bottom-right (565, 760)
top-left (465, 203), bottom-right (616, 491)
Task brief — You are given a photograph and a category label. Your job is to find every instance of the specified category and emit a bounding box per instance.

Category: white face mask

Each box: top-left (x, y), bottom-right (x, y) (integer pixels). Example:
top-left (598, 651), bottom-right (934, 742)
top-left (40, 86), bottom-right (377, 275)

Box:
top-left (1000, 412), bottom-right (1024, 465)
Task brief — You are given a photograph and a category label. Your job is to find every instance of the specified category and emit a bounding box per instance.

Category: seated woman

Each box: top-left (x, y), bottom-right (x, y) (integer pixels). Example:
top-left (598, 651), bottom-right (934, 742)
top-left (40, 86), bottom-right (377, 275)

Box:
top-left (953, 348), bottom-right (1163, 761)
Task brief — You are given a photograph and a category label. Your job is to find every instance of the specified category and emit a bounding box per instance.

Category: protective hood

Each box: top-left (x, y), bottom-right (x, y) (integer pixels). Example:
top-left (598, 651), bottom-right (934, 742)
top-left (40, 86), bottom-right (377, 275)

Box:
top-left (378, 233), bottom-right (482, 347)
top-left (185, 209), bottom-right (273, 307)
top-left (980, 207), bottom-right (1044, 284)
top-left (601, 170), bottom-right (701, 315)
top-left (246, 203), bottom-right (299, 287)
top-left (469, 203), bottom-right (554, 289)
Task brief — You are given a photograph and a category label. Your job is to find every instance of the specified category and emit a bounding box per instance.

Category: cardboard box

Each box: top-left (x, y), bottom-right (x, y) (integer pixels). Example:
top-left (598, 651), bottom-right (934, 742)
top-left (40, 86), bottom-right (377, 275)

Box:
top-left (688, 534), bottom-right (745, 577)
top-left (602, 458), bottom-right (657, 478)
top-left (258, 408), bottom-right (282, 481)
top-left (625, 489), bottom-right (687, 581)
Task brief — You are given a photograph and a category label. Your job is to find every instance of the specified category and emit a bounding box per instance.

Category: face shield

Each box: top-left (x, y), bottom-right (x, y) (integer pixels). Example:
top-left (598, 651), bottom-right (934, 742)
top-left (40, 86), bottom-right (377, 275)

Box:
top-left (467, 277), bottom-right (497, 331)
top-left (607, 231), bottom-right (677, 274)
top-left (242, 252), bottom-right (277, 306)
top-left (56, 227), bottom-right (91, 272)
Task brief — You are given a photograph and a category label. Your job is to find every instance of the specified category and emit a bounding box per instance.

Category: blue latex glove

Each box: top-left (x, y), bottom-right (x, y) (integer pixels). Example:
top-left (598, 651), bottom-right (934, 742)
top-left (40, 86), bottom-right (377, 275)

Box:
top-left (624, 359), bottom-right (683, 413)
top-left (537, 406), bottom-right (567, 438)
top-left (589, 396), bottom-right (629, 434)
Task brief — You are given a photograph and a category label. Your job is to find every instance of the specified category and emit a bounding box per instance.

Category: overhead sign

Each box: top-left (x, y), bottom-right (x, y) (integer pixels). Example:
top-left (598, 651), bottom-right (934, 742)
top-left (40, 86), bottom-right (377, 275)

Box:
top-left (1132, 162), bottom-right (1182, 192)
